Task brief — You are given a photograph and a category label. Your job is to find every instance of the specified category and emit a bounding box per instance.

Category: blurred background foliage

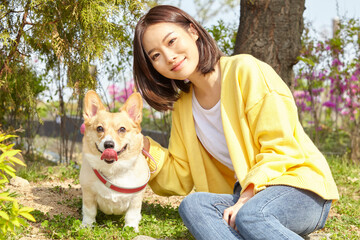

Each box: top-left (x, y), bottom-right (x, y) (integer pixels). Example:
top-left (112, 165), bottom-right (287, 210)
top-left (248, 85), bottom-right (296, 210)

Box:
top-left (0, 0), bottom-right (359, 164)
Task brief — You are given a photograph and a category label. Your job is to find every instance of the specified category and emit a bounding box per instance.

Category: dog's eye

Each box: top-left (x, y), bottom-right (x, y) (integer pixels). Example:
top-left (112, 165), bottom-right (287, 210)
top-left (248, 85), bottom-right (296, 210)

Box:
top-left (119, 127), bottom-right (126, 133)
top-left (97, 126), bottom-right (104, 132)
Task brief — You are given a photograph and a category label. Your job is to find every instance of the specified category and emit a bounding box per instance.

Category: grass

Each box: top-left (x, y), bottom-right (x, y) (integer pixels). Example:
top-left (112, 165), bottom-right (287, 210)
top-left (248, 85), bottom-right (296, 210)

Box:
top-left (7, 154), bottom-right (360, 240)
top-left (33, 201), bottom-right (193, 240)
top-left (17, 153), bottom-right (80, 183)
top-left (10, 152), bottom-right (193, 240)
top-left (322, 157), bottom-right (360, 239)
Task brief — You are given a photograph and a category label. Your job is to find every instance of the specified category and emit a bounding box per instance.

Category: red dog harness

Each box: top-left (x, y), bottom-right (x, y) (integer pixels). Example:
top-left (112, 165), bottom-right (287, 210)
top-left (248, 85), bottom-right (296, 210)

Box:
top-left (93, 168), bottom-right (149, 194)
top-left (93, 149), bottom-right (157, 194)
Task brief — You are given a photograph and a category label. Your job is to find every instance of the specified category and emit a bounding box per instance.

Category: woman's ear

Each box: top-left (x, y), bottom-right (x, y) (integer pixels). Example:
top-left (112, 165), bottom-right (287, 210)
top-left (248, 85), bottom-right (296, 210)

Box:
top-left (188, 23), bottom-right (199, 41)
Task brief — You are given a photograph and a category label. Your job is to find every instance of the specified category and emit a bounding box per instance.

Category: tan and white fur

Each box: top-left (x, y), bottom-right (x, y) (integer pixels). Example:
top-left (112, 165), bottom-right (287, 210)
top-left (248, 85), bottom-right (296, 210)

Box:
top-left (80, 90), bottom-right (149, 232)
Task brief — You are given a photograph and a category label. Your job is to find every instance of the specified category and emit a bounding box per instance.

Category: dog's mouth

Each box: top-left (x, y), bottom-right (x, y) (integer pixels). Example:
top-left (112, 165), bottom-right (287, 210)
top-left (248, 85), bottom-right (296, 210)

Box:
top-left (103, 159), bottom-right (115, 164)
top-left (117, 144), bottom-right (128, 155)
top-left (95, 143), bottom-right (128, 164)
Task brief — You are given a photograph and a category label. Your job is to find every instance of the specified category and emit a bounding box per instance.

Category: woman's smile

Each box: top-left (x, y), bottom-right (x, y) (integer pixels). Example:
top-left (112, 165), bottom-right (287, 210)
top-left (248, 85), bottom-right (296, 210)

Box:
top-left (171, 57), bottom-right (186, 71)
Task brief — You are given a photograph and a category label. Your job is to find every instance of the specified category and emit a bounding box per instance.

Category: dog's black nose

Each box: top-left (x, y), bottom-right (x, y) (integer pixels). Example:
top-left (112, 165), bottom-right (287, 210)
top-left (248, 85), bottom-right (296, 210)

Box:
top-left (104, 141), bottom-right (115, 149)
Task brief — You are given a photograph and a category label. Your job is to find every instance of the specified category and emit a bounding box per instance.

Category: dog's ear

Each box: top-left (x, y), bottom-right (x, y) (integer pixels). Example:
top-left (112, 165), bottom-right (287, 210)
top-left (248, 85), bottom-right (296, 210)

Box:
top-left (83, 90), bottom-right (106, 120)
top-left (121, 92), bottom-right (143, 124)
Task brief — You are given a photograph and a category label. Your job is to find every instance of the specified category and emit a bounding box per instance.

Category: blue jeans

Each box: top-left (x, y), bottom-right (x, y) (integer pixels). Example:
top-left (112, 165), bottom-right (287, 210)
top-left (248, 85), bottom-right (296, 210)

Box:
top-left (179, 183), bottom-right (332, 240)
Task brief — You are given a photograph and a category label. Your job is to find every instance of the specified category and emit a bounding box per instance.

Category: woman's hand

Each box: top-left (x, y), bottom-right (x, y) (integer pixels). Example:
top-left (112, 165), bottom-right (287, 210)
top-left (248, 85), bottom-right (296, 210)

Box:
top-left (223, 184), bottom-right (254, 231)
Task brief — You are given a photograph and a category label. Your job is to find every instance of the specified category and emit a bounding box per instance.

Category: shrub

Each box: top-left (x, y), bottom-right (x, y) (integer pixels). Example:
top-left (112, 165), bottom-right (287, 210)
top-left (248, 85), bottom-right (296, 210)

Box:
top-left (0, 133), bottom-right (35, 239)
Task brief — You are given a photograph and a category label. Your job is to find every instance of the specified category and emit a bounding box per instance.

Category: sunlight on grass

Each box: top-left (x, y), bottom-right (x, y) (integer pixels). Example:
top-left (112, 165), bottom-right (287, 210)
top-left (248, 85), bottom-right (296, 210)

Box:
top-left (322, 157), bottom-right (360, 239)
top-left (34, 201), bottom-right (193, 240)
top-left (9, 152), bottom-right (360, 239)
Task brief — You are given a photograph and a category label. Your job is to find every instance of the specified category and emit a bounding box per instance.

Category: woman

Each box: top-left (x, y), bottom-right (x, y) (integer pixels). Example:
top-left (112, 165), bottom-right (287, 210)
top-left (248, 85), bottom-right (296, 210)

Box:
top-left (133, 5), bottom-right (338, 240)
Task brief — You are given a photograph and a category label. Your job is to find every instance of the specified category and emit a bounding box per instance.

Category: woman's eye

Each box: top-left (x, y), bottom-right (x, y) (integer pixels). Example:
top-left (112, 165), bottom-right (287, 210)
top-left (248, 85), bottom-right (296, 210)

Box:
top-left (151, 53), bottom-right (160, 61)
top-left (97, 126), bottom-right (104, 132)
top-left (169, 38), bottom-right (176, 45)
top-left (119, 127), bottom-right (126, 133)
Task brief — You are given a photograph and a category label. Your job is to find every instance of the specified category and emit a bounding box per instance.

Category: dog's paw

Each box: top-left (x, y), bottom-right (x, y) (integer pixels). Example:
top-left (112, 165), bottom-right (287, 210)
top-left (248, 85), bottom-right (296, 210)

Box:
top-left (81, 218), bottom-right (95, 228)
top-left (124, 224), bottom-right (139, 233)
top-left (81, 222), bottom-right (94, 228)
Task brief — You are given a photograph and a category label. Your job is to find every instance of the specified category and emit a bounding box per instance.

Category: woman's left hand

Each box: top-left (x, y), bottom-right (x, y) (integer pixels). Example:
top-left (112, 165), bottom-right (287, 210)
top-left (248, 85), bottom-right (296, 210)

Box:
top-left (223, 184), bottom-right (254, 231)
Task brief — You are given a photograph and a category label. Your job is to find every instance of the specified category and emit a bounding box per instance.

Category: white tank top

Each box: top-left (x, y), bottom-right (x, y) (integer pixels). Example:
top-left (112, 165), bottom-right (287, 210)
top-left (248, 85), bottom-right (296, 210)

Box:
top-left (192, 90), bottom-right (234, 171)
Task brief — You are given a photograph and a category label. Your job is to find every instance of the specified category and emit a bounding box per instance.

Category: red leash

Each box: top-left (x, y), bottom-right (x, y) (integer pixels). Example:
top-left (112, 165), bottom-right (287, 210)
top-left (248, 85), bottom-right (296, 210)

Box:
top-left (142, 148), bottom-right (158, 174)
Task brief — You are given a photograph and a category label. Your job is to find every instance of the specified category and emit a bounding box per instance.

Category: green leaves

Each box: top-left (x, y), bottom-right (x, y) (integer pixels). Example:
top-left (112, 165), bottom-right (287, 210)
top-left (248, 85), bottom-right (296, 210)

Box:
top-left (0, 133), bottom-right (35, 239)
top-left (0, 192), bottom-right (15, 202)
top-left (18, 207), bottom-right (36, 222)
top-left (207, 20), bottom-right (237, 56)
top-left (0, 133), bottom-right (25, 184)
top-left (1, 0), bottom-right (146, 138)
top-left (297, 56), bottom-right (315, 67)
top-left (0, 198), bottom-right (35, 238)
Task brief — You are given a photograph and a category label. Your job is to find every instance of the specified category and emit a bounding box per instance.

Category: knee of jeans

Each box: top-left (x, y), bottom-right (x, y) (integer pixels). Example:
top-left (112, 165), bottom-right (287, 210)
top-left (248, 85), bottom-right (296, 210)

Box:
top-left (179, 192), bottom-right (209, 216)
top-left (235, 204), bottom-right (264, 231)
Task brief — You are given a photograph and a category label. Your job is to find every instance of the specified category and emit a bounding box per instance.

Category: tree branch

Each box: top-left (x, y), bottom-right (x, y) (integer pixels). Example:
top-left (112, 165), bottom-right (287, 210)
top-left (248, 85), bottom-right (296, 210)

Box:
top-left (0, 9), bottom-right (25, 20)
top-left (0, 0), bottom-right (31, 76)
top-left (17, 49), bottom-right (31, 58)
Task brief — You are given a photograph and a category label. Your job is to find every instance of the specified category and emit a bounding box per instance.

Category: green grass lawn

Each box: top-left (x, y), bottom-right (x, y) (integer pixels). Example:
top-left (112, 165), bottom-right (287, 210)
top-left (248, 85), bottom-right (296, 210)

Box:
top-left (28, 201), bottom-right (193, 240)
top-left (8, 155), bottom-right (360, 240)
top-left (321, 157), bottom-right (360, 239)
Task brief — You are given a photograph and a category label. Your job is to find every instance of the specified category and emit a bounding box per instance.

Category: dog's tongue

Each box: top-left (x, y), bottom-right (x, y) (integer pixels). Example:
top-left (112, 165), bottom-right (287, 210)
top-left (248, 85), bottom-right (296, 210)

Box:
top-left (101, 149), bottom-right (118, 161)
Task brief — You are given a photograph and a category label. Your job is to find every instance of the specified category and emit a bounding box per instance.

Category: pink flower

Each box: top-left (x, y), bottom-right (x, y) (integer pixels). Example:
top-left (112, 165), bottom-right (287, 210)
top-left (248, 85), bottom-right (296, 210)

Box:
top-left (331, 58), bottom-right (343, 67)
top-left (312, 88), bottom-right (324, 95)
top-left (80, 123), bottom-right (86, 134)
top-left (108, 84), bottom-right (120, 96)
top-left (350, 75), bottom-right (358, 82)
top-left (323, 101), bottom-right (337, 108)
top-left (118, 80), bottom-right (135, 103)
top-left (293, 90), bottom-right (308, 98)
top-left (340, 109), bottom-right (350, 115)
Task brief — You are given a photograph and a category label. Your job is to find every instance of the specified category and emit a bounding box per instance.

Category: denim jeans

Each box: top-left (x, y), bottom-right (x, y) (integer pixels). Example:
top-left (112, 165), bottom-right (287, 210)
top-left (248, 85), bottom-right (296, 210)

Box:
top-left (179, 183), bottom-right (332, 240)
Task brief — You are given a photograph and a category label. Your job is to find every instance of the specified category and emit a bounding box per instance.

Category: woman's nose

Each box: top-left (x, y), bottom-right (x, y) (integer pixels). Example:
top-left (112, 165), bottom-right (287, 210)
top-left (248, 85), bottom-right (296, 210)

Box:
top-left (164, 51), bottom-right (176, 64)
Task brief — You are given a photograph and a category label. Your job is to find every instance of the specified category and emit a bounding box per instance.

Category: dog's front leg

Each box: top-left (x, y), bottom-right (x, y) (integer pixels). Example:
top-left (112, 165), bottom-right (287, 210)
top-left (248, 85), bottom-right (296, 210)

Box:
top-left (81, 190), bottom-right (97, 227)
top-left (124, 193), bottom-right (143, 232)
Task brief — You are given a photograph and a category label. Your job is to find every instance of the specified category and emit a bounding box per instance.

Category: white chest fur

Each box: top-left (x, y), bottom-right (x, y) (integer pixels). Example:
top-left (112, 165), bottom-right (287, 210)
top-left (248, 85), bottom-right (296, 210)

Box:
top-left (80, 153), bottom-right (148, 231)
top-left (93, 183), bottom-right (145, 215)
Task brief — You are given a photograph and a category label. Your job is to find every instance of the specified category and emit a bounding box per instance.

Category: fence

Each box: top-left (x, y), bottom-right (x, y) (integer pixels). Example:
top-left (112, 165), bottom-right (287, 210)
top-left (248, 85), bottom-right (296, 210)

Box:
top-left (37, 118), bottom-right (169, 147)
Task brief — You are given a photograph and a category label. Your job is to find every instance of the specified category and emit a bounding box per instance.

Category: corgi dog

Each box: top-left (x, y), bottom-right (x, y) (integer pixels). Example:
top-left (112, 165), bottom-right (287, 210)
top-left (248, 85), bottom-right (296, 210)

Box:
top-left (80, 90), bottom-right (149, 232)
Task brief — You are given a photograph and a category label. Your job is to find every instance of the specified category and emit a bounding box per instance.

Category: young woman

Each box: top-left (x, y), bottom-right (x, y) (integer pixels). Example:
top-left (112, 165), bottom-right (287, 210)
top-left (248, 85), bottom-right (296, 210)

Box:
top-left (133, 5), bottom-right (339, 240)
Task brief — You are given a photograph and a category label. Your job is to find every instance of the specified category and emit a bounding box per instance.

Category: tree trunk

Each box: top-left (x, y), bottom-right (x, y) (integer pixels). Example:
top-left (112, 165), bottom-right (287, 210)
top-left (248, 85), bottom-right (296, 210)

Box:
top-left (234, 0), bottom-right (305, 89)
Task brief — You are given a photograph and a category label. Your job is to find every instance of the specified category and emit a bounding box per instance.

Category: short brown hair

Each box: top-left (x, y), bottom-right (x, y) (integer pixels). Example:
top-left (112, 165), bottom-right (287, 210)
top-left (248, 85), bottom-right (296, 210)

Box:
top-left (133, 5), bottom-right (223, 111)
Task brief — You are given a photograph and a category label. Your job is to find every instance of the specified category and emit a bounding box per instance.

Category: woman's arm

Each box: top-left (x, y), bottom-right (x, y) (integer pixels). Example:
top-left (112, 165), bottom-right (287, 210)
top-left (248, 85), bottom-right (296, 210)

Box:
top-left (242, 90), bottom-right (305, 194)
top-left (142, 110), bottom-right (195, 196)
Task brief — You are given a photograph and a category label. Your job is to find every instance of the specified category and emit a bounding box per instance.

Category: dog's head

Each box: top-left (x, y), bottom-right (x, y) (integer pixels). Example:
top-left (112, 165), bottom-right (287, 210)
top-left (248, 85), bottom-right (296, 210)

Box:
top-left (82, 90), bottom-right (143, 169)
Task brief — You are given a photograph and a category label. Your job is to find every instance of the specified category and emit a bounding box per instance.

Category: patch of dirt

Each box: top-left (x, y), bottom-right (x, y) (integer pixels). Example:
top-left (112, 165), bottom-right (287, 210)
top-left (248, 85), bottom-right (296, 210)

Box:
top-left (7, 179), bottom-right (82, 218)
top-left (5, 178), bottom-right (184, 240)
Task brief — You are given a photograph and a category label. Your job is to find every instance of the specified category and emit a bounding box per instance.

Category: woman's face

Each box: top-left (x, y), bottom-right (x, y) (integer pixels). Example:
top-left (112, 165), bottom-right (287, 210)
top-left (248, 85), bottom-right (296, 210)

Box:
top-left (142, 22), bottom-right (199, 80)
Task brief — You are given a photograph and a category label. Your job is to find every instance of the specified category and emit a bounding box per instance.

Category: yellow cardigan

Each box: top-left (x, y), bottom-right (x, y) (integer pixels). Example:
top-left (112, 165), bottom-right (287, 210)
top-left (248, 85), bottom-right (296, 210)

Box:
top-left (146, 54), bottom-right (339, 200)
